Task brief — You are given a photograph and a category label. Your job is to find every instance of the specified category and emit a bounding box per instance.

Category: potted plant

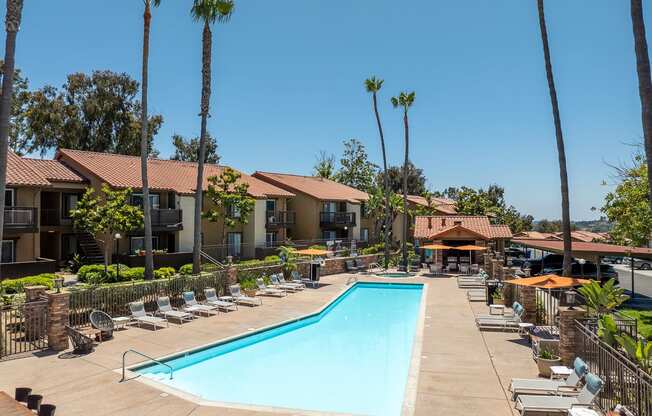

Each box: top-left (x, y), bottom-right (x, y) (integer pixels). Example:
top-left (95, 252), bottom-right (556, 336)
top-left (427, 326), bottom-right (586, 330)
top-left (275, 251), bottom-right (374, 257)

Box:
top-left (536, 347), bottom-right (562, 377)
top-left (492, 290), bottom-right (505, 306)
top-left (239, 278), bottom-right (258, 297)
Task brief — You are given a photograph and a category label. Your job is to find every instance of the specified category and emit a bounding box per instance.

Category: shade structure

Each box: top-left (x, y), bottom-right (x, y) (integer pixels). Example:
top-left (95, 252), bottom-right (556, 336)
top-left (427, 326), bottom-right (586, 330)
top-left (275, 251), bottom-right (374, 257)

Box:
top-left (505, 274), bottom-right (591, 289)
top-left (294, 248), bottom-right (330, 256)
top-left (455, 245), bottom-right (488, 251)
top-left (421, 244), bottom-right (453, 250)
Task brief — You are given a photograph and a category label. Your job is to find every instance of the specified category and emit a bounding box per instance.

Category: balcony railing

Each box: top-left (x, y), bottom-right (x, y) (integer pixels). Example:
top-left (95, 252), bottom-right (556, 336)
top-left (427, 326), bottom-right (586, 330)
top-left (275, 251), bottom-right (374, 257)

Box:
top-left (3, 207), bottom-right (38, 231)
top-left (319, 211), bottom-right (356, 227)
top-left (266, 211), bottom-right (295, 228)
top-left (150, 209), bottom-right (182, 229)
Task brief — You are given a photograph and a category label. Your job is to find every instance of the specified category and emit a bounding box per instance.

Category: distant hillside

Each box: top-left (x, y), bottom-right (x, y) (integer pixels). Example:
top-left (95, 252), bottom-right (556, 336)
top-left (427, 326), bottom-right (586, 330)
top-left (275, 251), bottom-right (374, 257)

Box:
top-left (533, 218), bottom-right (612, 233)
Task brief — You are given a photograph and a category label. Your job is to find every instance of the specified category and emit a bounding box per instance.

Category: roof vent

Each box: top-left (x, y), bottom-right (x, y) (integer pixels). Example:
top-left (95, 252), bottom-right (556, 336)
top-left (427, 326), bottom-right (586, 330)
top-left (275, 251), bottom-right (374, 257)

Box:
top-left (454, 221), bottom-right (462, 226)
top-left (441, 218), bottom-right (446, 227)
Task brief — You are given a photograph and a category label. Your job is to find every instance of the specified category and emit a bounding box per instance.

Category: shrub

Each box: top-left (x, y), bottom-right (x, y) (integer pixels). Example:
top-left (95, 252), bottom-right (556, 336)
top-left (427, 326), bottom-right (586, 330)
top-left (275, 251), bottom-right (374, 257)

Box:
top-left (0, 274), bottom-right (56, 294)
top-left (362, 242), bottom-right (385, 255)
top-left (308, 244), bottom-right (327, 251)
top-left (77, 264), bottom-right (109, 282)
top-left (264, 255), bottom-right (280, 262)
top-left (154, 267), bottom-right (176, 279)
top-left (120, 267), bottom-right (145, 281)
top-left (179, 264), bottom-right (194, 275)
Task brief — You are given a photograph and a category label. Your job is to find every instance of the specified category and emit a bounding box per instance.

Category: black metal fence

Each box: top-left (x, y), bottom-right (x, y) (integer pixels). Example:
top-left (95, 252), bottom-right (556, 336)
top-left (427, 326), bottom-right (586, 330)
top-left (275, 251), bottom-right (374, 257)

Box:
top-left (0, 299), bottom-right (49, 360)
top-left (68, 271), bottom-right (228, 328)
top-left (576, 320), bottom-right (652, 415)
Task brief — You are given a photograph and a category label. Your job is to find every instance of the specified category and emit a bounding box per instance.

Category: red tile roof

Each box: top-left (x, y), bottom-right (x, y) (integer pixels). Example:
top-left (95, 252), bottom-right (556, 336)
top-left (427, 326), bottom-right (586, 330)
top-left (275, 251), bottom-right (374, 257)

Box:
top-left (23, 158), bottom-right (87, 184)
top-left (56, 149), bottom-right (294, 198)
top-left (406, 195), bottom-right (457, 214)
top-left (513, 231), bottom-right (561, 240)
top-left (414, 215), bottom-right (513, 240)
top-left (512, 238), bottom-right (652, 260)
top-left (252, 172), bottom-right (369, 203)
top-left (7, 151), bottom-right (51, 187)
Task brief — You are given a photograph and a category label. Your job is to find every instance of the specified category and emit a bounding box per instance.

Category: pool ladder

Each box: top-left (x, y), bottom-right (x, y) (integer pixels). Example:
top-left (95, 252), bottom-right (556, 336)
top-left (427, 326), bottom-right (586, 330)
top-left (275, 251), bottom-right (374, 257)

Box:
top-left (121, 349), bottom-right (173, 382)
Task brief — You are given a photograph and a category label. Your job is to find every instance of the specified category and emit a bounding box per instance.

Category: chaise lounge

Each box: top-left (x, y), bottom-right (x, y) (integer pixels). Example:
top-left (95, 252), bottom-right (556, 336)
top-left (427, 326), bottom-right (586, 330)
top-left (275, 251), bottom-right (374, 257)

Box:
top-left (156, 296), bottom-right (194, 323)
top-left (230, 284), bottom-right (263, 306)
top-left (509, 357), bottom-right (588, 399)
top-left (129, 301), bottom-right (168, 330)
top-left (204, 288), bottom-right (238, 311)
top-left (515, 373), bottom-right (603, 415)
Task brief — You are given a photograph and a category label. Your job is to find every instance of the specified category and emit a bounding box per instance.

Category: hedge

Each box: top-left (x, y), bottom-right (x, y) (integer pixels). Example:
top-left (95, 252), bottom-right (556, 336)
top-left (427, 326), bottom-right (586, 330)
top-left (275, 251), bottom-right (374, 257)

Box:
top-left (1, 274), bottom-right (56, 294)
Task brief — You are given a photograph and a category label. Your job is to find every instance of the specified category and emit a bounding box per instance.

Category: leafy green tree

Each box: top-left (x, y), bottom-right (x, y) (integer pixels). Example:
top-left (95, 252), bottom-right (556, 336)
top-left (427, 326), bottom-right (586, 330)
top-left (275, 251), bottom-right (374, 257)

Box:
top-left (536, 0), bottom-right (572, 276)
top-left (0, 62), bottom-right (30, 155)
top-left (366, 76), bottom-right (392, 267)
top-left (366, 184), bottom-right (404, 244)
top-left (139, 0), bottom-right (162, 281)
top-left (70, 185), bottom-right (144, 273)
top-left (384, 161), bottom-right (426, 195)
top-left (203, 167), bottom-right (254, 257)
top-left (24, 70), bottom-right (163, 156)
top-left (0, 0), bottom-right (24, 280)
top-left (334, 138), bottom-right (378, 192)
top-left (191, 0), bottom-right (234, 273)
top-left (578, 278), bottom-right (630, 316)
top-left (615, 333), bottom-right (651, 373)
top-left (171, 133), bottom-right (219, 164)
top-left (602, 158), bottom-right (652, 246)
top-left (312, 150), bottom-right (335, 179)
top-left (391, 91), bottom-right (415, 269)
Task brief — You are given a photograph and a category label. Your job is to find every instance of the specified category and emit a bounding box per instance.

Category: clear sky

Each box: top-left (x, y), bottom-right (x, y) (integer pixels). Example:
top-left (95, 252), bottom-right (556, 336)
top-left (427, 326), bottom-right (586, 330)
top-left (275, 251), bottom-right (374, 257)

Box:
top-left (5, 0), bottom-right (651, 220)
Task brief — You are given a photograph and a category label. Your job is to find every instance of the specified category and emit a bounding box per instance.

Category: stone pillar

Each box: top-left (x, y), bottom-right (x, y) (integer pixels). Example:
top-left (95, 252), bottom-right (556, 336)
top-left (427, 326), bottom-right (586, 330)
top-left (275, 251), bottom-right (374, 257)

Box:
top-left (46, 291), bottom-right (70, 351)
top-left (226, 265), bottom-right (238, 285)
top-left (483, 253), bottom-right (492, 277)
top-left (492, 259), bottom-right (504, 281)
top-left (520, 286), bottom-right (537, 324)
top-left (24, 285), bottom-right (47, 302)
top-left (23, 286), bottom-right (47, 341)
top-left (502, 267), bottom-right (515, 306)
top-left (559, 306), bottom-right (587, 366)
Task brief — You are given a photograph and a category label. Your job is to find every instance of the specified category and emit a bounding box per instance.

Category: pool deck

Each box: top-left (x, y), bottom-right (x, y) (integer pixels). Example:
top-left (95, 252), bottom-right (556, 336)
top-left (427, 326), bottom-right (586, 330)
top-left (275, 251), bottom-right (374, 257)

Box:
top-left (0, 273), bottom-right (538, 415)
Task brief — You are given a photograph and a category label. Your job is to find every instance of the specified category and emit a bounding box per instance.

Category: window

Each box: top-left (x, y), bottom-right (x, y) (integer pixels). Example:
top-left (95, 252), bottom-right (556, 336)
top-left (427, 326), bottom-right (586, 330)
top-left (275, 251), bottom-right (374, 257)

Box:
top-left (322, 230), bottom-right (337, 241)
top-left (266, 232), bottom-right (277, 247)
top-left (322, 201), bottom-right (337, 212)
top-left (132, 193), bottom-right (160, 210)
top-left (5, 189), bottom-right (14, 207)
top-left (1, 240), bottom-right (15, 263)
top-left (266, 199), bottom-right (276, 213)
top-left (227, 232), bottom-right (242, 257)
top-left (130, 236), bottom-right (159, 254)
top-left (227, 204), bottom-right (241, 218)
top-left (360, 202), bottom-right (367, 218)
top-left (361, 228), bottom-right (369, 242)
top-left (62, 193), bottom-right (80, 218)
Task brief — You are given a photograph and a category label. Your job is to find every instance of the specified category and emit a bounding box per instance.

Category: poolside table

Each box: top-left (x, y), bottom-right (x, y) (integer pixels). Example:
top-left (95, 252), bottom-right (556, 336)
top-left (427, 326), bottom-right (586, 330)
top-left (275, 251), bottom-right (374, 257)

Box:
top-left (0, 391), bottom-right (33, 415)
top-left (112, 316), bottom-right (130, 330)
top-left (567, 408), bottom-right (600, 416)
top-left (550, 365), bottom-right (572, 380)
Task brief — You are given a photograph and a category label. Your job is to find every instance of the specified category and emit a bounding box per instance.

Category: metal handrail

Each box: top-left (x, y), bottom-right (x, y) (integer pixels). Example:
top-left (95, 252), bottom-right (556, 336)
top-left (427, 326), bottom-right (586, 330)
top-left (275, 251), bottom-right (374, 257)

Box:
top-left (121, 349), bottom-right (173, 382)
top-left (200, 250), bottom-right (225, 269)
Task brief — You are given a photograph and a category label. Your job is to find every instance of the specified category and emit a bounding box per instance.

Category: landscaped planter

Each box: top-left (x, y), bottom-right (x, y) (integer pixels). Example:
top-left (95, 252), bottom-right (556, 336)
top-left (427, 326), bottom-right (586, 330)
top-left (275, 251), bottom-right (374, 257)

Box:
top-left (243, 288), bottom-right (257, 298)
top-left (536, 356), bottom-right (562, 377)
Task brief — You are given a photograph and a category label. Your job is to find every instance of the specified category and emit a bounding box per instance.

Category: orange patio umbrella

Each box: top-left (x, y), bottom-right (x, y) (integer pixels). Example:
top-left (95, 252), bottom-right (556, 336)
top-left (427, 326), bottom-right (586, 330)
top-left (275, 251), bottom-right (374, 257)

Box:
top-left (455, 245), bottom-right (487, 268)
top-left (505, 274), bottom-right (590, 289)
top-left (293, 248), bottom-right (330, 256)
top-left (421, 244), bottom-right (453, 265)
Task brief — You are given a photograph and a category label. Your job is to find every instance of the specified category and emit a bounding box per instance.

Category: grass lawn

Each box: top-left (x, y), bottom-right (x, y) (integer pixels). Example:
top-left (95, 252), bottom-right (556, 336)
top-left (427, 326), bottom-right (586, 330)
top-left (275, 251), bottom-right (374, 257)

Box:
top-left (619, 308), bottom-right (652, 340)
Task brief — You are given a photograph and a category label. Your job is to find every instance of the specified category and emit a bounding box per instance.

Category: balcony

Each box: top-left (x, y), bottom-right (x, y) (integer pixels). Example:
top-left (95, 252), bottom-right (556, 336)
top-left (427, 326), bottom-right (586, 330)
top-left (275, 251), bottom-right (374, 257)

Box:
top-left (150, 209), bottom-right (183, 230)
top-left (266, 211), bottom-right (295, 228)
top-left (3, 207), bottom-right (38, 232)
top-left (319, 211), bottom-right (356, 227)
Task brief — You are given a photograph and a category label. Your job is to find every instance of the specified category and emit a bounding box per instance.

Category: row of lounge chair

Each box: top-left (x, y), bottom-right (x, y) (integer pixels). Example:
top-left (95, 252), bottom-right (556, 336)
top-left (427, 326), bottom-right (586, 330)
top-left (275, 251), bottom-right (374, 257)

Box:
top-left (475, 301), bottom-right (525, 331)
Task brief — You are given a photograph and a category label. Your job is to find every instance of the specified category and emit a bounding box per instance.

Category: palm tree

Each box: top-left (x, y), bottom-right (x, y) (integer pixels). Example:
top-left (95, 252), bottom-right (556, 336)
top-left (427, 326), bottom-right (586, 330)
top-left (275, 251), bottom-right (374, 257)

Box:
top-left (0, 0), bottom-right (24, 280)
top-left (191, 0), bottom-right (234, 273)
top-left (630, 0), bottom-right (652, 214)
top-left (139, 0), bottom-right (161, 280)
top-left (365, 77), bottom-right (392, 268)
top-left (536, 0), bottom-right (572, 276)
top-left (391, 91), bottom-right (415, 271)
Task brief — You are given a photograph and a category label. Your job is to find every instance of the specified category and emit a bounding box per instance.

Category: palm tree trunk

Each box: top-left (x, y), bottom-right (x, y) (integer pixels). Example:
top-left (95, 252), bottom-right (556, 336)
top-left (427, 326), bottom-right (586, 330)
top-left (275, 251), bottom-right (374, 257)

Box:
top-left (372, 92), bottom-right (391, 267)
top-left (402, 109), bottom-right (409, 270)
top-left (0, 0), bottom-right (23, 280)
top-left (631, 0), bottom-right (652, 215)
top-left (193, 21), bottom-right (212, 273)
top-left (537, 0), bottom-right (572, 276)
top-left (140, 1), bottom-right (154, 279)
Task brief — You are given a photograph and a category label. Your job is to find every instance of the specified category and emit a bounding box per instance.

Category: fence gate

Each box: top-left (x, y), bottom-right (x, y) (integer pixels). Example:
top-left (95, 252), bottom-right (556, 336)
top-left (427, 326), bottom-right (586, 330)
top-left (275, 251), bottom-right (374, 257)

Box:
top-left (0, 299), bottom-right (49, 360)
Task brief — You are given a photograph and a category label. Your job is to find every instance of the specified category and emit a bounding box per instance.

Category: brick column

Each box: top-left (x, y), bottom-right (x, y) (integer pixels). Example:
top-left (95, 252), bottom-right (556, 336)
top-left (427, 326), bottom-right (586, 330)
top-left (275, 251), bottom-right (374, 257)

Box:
top-left (46, 291), bottom-right (70, 351)
top-left (23, 286), bottom-right (47, 341)
top-left (559, 306), bottom-right (587, 366)
top-left (502, 267), bottom-right (515, 306)
top-left (24, 285), bottom-right (47, 302)
top-left (483, 253), bottom-right (492, 277)
top-left (492, 259), bottom-right (504, 281)
top-left (520, 286), bottom-right (537, 324)
top-left (226, 265), bottom-right (238, 285)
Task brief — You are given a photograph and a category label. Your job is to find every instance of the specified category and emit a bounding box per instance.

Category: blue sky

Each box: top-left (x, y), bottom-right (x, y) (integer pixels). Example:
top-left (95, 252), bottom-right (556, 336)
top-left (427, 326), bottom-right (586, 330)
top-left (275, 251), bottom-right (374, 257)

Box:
top-left (6, 0), bottom-right (650, 220)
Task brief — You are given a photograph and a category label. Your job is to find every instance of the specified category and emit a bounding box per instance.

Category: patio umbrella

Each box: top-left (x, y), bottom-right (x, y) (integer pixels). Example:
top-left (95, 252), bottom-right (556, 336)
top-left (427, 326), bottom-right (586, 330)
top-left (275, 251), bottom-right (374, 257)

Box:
top-left (505, 274), bottom-right (590, 289)
top-left (294, 248), bottom-right (330, 257)
top-left (455, 244), bottom-right (487, 268)
top-left (421, 244), bottom-right (453, 265)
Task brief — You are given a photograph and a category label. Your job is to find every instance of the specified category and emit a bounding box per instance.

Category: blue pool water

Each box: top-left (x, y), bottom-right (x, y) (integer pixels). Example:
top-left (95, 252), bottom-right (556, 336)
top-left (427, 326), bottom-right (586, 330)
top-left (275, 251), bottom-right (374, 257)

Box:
top-left (136, 282), bottom-right (423, 415)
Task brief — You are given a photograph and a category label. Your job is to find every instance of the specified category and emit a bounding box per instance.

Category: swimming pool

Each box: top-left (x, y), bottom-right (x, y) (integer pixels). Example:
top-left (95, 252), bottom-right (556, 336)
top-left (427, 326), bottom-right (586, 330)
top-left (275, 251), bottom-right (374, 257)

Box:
top-left (134, 282), bottom-right (424, 415)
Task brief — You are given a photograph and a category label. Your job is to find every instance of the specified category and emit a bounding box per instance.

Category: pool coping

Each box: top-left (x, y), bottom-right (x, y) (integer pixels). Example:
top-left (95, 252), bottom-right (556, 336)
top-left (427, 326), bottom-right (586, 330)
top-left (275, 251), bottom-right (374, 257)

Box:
top-left (117, 280), bottom-right (426, 416)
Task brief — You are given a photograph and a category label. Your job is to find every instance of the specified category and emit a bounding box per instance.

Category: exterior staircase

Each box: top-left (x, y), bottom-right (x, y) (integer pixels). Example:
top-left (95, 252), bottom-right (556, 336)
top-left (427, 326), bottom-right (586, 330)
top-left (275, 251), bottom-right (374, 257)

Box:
top-left (77, 233), bottom-right (105, 264)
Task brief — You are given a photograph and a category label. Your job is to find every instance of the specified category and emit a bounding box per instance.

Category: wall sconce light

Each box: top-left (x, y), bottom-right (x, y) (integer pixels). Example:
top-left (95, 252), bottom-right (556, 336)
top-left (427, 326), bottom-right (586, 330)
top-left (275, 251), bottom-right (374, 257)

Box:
top-left (54, 277), bottom-right (64, 293)
top-left (565, 290), bottom-right (576, 310)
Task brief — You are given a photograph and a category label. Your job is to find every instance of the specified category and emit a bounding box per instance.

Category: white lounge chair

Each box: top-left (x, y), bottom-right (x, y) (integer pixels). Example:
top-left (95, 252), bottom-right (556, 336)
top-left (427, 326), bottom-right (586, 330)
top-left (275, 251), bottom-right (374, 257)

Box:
top-left (291, 270), bottom-right (311, 286)
top-left (256, 278), bottom-right (287, 297)
top-left (428, 263), bottom-right (443, 276)
top-left (467, 288), bottom-right (486, 302)
top-left (230, 284), bottom-right (262, 306)
top-left (457, 273), bottom-right (487, 288)
top-left (156, 296), bottom-right (193, 323)
top-left (129, 301), bottom-right (168, 330)
top-left (182, 291), bottom-right (218, 316)
top-left (270, 274), bottom-right (301, 292)
top-left (515, 373), bottom-right (603, 415)
top-left (459, 263), bottom-right (470, 275)
top-left (475, 302), bottom-right (523, 320)
top-left (204, 288), bottom-right (238, 311)
top-left (510, 357), bottom-right (588, 399)
top-left (278, 273), bottom-right (305, 289)
top-left (476, 312), bottom-right (523, 331)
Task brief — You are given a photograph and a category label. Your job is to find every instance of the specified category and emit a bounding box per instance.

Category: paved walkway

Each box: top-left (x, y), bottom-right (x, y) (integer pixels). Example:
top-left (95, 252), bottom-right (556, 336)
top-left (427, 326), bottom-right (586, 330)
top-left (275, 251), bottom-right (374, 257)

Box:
top-left (0, 273), bottom-right (538, 415)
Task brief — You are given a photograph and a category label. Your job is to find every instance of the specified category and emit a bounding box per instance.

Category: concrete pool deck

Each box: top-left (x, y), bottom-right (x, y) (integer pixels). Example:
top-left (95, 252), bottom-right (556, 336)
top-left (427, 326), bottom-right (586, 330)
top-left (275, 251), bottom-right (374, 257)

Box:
top-left (0, 274), bottom-right (538, 415)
